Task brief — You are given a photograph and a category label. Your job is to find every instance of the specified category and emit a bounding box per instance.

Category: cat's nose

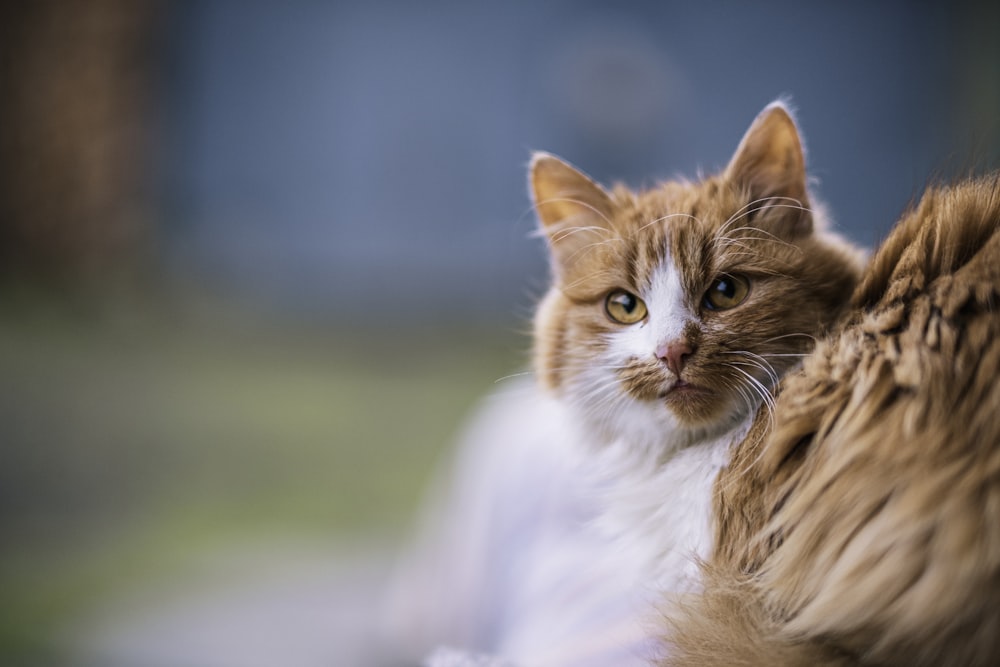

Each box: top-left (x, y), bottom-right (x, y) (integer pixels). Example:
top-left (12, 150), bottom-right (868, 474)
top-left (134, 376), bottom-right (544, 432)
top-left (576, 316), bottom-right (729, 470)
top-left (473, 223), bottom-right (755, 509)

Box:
top-left (657, 340), bottom-right (695, 376)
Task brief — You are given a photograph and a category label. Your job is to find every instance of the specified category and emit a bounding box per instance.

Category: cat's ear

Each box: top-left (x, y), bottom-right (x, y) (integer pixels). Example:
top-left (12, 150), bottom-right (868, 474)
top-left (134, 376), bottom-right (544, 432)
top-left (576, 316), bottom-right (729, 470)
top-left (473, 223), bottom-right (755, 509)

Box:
top-left (725, 102), bottom-right (812, 237)
top-left (530, 152), bottom-right (614, 273)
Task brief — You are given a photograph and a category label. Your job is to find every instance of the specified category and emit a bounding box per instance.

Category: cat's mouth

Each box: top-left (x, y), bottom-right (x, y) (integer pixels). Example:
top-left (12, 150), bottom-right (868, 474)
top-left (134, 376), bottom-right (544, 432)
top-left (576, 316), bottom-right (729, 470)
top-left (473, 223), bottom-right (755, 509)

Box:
top-left (657, 380), bottom-right (719, 422)
top-left (659, 380), bottom-right (705, 399)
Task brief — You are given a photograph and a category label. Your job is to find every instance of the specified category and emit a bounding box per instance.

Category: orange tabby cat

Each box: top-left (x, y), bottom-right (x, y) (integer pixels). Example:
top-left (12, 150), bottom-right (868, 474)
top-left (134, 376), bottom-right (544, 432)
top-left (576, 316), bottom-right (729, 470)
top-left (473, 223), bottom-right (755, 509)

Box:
top-left (389, 102), bottom-right (865, 667)
top-left (663, 175), bottom-right (1000, 666)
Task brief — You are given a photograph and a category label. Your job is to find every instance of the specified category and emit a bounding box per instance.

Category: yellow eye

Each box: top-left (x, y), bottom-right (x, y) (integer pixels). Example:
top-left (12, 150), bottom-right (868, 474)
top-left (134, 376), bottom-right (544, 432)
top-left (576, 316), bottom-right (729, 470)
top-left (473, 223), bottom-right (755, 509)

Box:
top-left (605, 290), bottom-right (647, 324)
top-left (703, 274), bottom-right (750, 311)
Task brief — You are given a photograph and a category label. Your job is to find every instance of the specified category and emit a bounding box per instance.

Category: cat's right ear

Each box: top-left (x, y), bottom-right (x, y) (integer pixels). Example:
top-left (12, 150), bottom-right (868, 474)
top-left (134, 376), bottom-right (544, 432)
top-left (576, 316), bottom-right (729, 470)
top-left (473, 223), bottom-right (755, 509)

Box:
top-left (724, 102), bottom-right (812, 238)
top-left (530, 152), bottom-right (614, 274)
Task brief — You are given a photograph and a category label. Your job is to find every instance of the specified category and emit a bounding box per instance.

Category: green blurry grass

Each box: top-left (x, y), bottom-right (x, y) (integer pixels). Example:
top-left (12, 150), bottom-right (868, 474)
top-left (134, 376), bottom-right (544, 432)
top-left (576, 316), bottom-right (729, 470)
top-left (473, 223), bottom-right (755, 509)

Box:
top-left (0, 302), bottom-right (527, 662)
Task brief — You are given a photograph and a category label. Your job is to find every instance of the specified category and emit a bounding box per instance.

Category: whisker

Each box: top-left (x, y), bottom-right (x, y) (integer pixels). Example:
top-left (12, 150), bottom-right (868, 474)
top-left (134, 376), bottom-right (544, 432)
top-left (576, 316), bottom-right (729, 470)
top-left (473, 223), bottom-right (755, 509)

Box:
top-left (713, 198), bottom-right (814, 260)
top-left (549, 224), bottom-right (613, 245)
top-left (720, 224), bottom-right (803, 254)
top-left (756, 352), bottom-right (810, 358)
top-left (719, 375), bottom-right (756, 422)
top-left (726, 362), bottom-right (778, 393)
top-left (637, 211), bottom-right (702, 234)
top-left (728, 364), bottom-right (777, 417)
top-left (760, 332), bottom-right (818, 345)
top-left (718, 196), bottom-right (807, 236)
top-left (723, 351), bottom-right (781, 387)
top-left (493, 370), bottom-right (535, 384)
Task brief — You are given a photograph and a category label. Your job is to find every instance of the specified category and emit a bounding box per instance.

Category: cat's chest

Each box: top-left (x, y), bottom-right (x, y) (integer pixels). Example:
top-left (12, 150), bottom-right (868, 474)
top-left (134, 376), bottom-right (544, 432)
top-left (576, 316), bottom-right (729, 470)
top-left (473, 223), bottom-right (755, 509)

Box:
top-left (594, 429), bottom-right (743, 590)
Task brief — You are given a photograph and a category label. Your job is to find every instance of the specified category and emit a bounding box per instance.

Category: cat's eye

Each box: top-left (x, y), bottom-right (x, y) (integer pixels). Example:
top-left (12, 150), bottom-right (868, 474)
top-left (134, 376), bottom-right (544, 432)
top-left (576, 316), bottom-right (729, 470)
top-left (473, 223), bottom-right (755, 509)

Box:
top-left (703, 274), bottom-right (750, 311)
top-left (605, 290), bottom-right (648, 324)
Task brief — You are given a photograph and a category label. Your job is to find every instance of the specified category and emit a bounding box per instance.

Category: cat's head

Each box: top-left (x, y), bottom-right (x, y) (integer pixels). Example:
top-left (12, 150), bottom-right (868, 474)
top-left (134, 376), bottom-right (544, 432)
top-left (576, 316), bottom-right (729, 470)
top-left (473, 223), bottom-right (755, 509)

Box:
top-left (531, 102), bottom-right (864, 452)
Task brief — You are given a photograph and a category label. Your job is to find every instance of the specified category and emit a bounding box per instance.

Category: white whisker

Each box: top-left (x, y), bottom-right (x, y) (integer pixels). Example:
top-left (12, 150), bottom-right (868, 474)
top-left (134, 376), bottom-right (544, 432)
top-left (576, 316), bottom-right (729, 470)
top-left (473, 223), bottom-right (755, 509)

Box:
top-left (493, 370), bottom-right (535, 384)
top-left (637, 211), bottom-right (702, 233)
top-left (718, 196), bottom-right (807, 236)
top-left (761, 332), bottom-right (817, 345)
top-left (549, 224), bottom-right (612, 245)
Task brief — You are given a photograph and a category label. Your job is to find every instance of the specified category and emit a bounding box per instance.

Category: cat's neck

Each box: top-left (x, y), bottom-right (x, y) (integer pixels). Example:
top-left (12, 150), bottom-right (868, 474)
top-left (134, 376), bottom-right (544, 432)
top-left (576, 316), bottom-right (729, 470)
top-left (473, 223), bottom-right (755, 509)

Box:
top-left (577, 410), bottom-right (755, 588)
top-left (573, 396), bottom-right (755, 466)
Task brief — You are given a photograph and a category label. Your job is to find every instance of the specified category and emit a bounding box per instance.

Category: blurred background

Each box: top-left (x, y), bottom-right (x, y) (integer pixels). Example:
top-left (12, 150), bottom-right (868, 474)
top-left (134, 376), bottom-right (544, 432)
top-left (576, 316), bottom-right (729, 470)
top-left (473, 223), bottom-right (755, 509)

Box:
top-left (0, 1), bottom-right (997, 665)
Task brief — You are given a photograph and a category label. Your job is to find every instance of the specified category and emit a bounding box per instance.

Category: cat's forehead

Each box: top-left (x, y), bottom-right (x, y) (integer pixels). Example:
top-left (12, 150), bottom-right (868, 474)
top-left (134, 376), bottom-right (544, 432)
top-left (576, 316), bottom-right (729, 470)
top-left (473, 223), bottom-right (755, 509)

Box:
top-left (603, 178), bottom-right (747, 280)
top-left (614, 178), bottom-right (743, 233)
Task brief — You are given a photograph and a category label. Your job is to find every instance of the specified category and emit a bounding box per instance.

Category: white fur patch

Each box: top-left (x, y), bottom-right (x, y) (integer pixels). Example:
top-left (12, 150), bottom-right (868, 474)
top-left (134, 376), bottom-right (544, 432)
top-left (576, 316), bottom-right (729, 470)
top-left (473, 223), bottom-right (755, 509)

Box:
top-left (617, 258), bottom-right (694, 360)
top-left (591, 423), bottom-right (750, 589)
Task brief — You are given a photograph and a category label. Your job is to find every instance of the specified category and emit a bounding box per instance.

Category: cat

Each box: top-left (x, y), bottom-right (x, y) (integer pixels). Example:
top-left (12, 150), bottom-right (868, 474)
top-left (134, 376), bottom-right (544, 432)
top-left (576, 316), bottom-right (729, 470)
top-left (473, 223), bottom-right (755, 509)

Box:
top-left (528, 100), bottom-right (863, 585)
top-left (385, 101), bottom-right (864, 667)
top-left (662, 174), bottom-right (1000, 666)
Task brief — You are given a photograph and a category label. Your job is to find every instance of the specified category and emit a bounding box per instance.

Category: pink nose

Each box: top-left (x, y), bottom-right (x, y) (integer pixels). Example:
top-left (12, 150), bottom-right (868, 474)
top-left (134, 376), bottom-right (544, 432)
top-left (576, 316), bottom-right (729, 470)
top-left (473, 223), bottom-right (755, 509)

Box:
top-left (657, 340), bottom-right (695, 376)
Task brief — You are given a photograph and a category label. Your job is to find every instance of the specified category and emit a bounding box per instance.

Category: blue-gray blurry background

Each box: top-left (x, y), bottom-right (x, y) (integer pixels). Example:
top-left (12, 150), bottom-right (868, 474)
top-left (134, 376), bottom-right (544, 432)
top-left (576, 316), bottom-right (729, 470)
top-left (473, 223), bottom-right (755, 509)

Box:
top-left (161, 1), bottom-right (995, 321)
top-left (0, 1), bottom-right (997, 665)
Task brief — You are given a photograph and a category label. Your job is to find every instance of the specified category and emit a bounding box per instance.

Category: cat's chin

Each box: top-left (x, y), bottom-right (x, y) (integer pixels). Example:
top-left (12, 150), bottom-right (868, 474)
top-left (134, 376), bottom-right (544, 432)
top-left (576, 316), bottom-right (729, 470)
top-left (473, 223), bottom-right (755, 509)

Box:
top-left (659, 382), bottom-right (728, 427)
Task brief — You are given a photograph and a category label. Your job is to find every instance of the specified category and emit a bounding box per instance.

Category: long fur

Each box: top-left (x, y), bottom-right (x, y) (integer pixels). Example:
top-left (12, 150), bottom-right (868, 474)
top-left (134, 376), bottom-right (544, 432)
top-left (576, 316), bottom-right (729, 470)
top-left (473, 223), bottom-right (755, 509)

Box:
top-left (664, 175), bottom-right (1000, 666)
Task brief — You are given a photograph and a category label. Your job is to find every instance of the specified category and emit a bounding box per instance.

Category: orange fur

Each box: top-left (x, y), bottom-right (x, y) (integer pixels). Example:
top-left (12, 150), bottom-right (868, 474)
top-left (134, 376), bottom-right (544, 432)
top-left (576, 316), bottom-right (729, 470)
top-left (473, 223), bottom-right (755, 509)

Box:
top-left (665, 175), bottom-right (1000, 666)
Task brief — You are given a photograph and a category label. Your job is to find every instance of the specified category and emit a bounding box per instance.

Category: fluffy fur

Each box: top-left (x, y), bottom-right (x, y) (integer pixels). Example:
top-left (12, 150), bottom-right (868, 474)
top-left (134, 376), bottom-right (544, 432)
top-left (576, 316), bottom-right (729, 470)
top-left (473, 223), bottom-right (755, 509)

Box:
top-left (664, 175), bottom-right (1000, 666)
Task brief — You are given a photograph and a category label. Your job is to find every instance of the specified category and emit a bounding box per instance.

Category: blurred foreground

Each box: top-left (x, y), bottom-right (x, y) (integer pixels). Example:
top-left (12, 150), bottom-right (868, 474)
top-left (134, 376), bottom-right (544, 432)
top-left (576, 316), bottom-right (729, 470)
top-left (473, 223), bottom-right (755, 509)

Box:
top-left (0, 294), bottom-right (524, 666)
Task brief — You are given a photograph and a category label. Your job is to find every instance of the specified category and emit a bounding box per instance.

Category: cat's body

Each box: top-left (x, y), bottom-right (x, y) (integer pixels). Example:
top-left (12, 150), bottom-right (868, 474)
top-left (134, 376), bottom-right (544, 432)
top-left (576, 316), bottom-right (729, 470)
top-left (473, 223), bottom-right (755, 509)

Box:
top-left (386, 102), bottom-right (864, 666)
top-left (387, 379), bottom-right (684, 666)
top-left (663, 175), bottom-right (1000, 666)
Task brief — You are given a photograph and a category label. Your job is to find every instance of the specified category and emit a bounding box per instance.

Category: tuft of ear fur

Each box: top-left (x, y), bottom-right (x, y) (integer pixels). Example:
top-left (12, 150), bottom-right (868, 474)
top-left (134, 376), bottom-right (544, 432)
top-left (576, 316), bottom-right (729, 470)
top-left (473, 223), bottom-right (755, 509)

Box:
top-left (725, 102), bottom-right (812, 238)
top-left (529, 152), bottom-right (615, 278)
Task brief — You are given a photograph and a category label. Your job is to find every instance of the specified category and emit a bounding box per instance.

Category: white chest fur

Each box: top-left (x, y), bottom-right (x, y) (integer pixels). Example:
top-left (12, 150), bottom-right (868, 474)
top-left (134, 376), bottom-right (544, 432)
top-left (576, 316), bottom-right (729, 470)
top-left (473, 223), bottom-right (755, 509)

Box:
top-left (402, 382), bottom-right (749, 667)
top-left (587, 424), bottom-right (745, 593)
top-left (495, 405), bottom-right (750, 666)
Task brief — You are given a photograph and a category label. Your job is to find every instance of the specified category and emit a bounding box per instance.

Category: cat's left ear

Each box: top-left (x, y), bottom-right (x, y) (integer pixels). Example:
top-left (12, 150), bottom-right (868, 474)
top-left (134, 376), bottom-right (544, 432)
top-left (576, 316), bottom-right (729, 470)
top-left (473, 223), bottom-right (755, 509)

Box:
top-left (725, 101), bottom-right (812, 237)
